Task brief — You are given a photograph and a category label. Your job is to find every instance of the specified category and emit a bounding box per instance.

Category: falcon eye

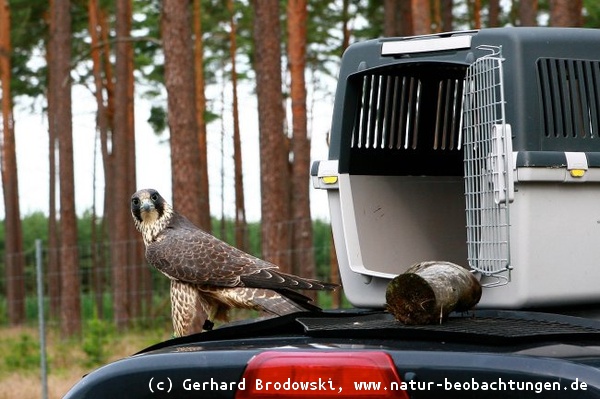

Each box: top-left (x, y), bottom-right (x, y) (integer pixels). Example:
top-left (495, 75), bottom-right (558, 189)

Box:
top-left (132, 198), bottom-right (140, 206)
top-left (151, 193), bottom-right (159, 202)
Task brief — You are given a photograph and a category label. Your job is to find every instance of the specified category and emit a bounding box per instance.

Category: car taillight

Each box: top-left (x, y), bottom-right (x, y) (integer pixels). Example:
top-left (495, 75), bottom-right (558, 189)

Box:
top-left (235, 351), bottom-right (408, 398)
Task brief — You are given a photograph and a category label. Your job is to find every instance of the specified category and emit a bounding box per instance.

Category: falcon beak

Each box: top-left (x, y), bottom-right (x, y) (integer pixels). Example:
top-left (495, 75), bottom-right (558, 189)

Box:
top-left (140, 199), bottom-right (155, 213)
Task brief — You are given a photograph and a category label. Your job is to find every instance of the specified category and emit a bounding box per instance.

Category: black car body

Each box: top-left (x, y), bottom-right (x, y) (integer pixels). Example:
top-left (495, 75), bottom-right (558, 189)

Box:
top-left (65, 309), bottom-right (600, 398)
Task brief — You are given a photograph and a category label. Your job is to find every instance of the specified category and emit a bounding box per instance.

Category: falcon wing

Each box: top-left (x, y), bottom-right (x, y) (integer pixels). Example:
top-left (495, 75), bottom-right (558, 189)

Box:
top-left (146, 225), bottom-right (268, 287)
top-left (146, 212), bottom-right (338, 291)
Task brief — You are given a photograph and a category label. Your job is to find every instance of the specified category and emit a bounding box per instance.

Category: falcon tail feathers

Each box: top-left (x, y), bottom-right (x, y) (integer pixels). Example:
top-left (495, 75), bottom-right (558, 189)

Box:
top-left (250, 288), bottom-right (321, 315)
top-left (241, 268), bottom-right (339, 291)
top-left (201, 286), bottom-right (322, 317)
top-left (273, 288), bottom-right (323, 313)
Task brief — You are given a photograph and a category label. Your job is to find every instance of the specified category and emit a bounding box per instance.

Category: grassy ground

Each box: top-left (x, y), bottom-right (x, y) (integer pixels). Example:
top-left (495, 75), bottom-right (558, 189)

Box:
top-left (0, 310), bottom-right (266, 398)
top-left (0, 324), bottom-right (171, 399)
top-left (0, 292), bottom-right (346, 398)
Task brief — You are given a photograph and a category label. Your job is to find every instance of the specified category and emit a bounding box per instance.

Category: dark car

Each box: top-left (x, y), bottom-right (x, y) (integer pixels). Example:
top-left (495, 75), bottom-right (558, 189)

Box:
top-left (64, 309), bottom-right (600, 398)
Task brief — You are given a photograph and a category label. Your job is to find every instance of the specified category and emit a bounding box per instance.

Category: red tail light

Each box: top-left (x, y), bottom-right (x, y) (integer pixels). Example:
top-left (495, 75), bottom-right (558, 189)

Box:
top-left (235, 351), bottom-right (408, 398)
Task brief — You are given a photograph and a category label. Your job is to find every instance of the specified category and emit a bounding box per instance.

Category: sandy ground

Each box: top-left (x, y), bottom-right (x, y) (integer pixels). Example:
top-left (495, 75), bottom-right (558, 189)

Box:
top-left (0, 371), bottom-right (86, 399)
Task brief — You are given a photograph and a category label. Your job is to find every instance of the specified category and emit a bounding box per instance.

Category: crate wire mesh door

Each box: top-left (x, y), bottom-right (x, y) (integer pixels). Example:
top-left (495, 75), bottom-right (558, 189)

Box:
top-left (463, 46), bottom-right (513, 285)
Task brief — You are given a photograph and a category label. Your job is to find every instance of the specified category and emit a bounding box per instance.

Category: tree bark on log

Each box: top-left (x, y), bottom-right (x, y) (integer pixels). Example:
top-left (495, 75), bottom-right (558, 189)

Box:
top-left (386, 261), bottom-right (482, 325)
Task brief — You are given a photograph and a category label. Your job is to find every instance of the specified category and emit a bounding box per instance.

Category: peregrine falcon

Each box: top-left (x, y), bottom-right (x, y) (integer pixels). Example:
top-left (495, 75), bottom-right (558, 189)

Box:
top-left (130, 188), bottom-right (337, 336)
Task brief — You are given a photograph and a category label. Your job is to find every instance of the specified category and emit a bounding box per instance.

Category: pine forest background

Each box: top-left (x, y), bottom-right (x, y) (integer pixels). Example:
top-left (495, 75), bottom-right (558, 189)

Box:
top-left (0, 0), bottom-right (596, 341)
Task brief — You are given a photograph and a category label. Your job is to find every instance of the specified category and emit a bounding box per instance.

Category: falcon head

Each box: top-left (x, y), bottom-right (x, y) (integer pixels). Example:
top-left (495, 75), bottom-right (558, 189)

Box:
top-left (131, 188), bottom-right (173, 244)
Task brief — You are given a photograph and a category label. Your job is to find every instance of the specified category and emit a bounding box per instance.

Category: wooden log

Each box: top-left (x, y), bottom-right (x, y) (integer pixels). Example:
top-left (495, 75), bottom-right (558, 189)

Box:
top-left (386, 261), bottom-right (482, 325)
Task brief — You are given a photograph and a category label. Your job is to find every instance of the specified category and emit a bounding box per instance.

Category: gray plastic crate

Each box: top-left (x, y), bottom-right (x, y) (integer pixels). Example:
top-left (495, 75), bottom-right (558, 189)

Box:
top-left (313, 27), bottom-right (600, 308)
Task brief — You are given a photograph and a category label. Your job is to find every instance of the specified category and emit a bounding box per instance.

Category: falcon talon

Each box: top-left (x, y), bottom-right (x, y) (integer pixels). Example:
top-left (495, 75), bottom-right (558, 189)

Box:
top-left (130, 189), bottom-right (338, 337)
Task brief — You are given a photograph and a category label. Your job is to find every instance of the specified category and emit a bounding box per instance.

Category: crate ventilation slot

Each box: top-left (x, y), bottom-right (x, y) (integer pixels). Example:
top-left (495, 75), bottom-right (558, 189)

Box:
top-left (538, 58), bottom-right (600, 140)
top-left (463, 46), bottom-right (513, 282)
top-left (351, 73), bottom-right (464, 151)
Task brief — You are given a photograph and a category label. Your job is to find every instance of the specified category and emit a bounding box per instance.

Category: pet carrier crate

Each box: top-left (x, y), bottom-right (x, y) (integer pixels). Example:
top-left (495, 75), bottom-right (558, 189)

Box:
top-left (312, 27), bottom-right (600, 309)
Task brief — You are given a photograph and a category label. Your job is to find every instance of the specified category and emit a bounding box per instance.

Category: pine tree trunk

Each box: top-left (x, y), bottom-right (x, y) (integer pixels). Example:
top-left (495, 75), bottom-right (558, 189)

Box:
top-left (49, 0), bottom-right (81, 336)
top-left (193, 0), bottom-right (212, 232)
top-left (432, 0), bottom-right (441, 32)
top-left (341, 0), bottom-right (351, 48)
top-left (401, 0), bottom-right (414, 35)
top-left (287, 0), bottom-right (316, 298)
top-left (45, 15), bottom-right (61, 319)
top-left (472, 0), bottom-right (481, 29)
top-left (87, 0), bottom-right (109, 319)
top-left (519, 0), bottom-right (538, 26)
top-left (253, 0), bottom-right (292, 272)
top-left (384, 0), bottom-right (399, 36)
top-left (228, 0), bottom-right (248, 251)
top-left (384, 0), bottom-right (414, 36)
top-left (412, 0), bottom-right (431, 35)
top-left (0, 0), bottom-right (25, 326)
top-left (125, 0), bottom-right (144, 323)
top-left (111, 0), bottom-right (134, 329)
top-left (96, 2), bottom-right (117, 320)
top-left (550, 0), bottom-right (582, 27)
top-left (488, 0), bottom-right (500, 27)
top-left (162, 0), bottom-right (205, 226)
top-left (441, 0), bottom-right (453, 31)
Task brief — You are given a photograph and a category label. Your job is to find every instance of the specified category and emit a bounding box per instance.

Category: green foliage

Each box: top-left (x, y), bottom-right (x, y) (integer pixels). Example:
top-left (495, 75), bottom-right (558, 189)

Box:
top-left (351, 0), bottom-right (384, 39)
top-left (317, 289), bottom-right (352, 309)
top-left (312, 219), bottom-right (333, 280)
top-left (20, 211), bottom-right (47, 250)
top-left (148, 105), bottom-right (168, 135)
top-left (211, 217), bottom-right (263, 257)
top-left (132, 0), bottom-right (163, 89)
top-left (82, 317), bottom-right (113, 366)
top-left (9, 0), bottom-right (48, 100)
top-left (0, 298), bottom-right (6, 325)
top-left (584, 0), bottom-right (600, 28)
top-left (4, 333), bottom-right (40, 371)
top-left (306, 1), bottom-right (350, 78)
